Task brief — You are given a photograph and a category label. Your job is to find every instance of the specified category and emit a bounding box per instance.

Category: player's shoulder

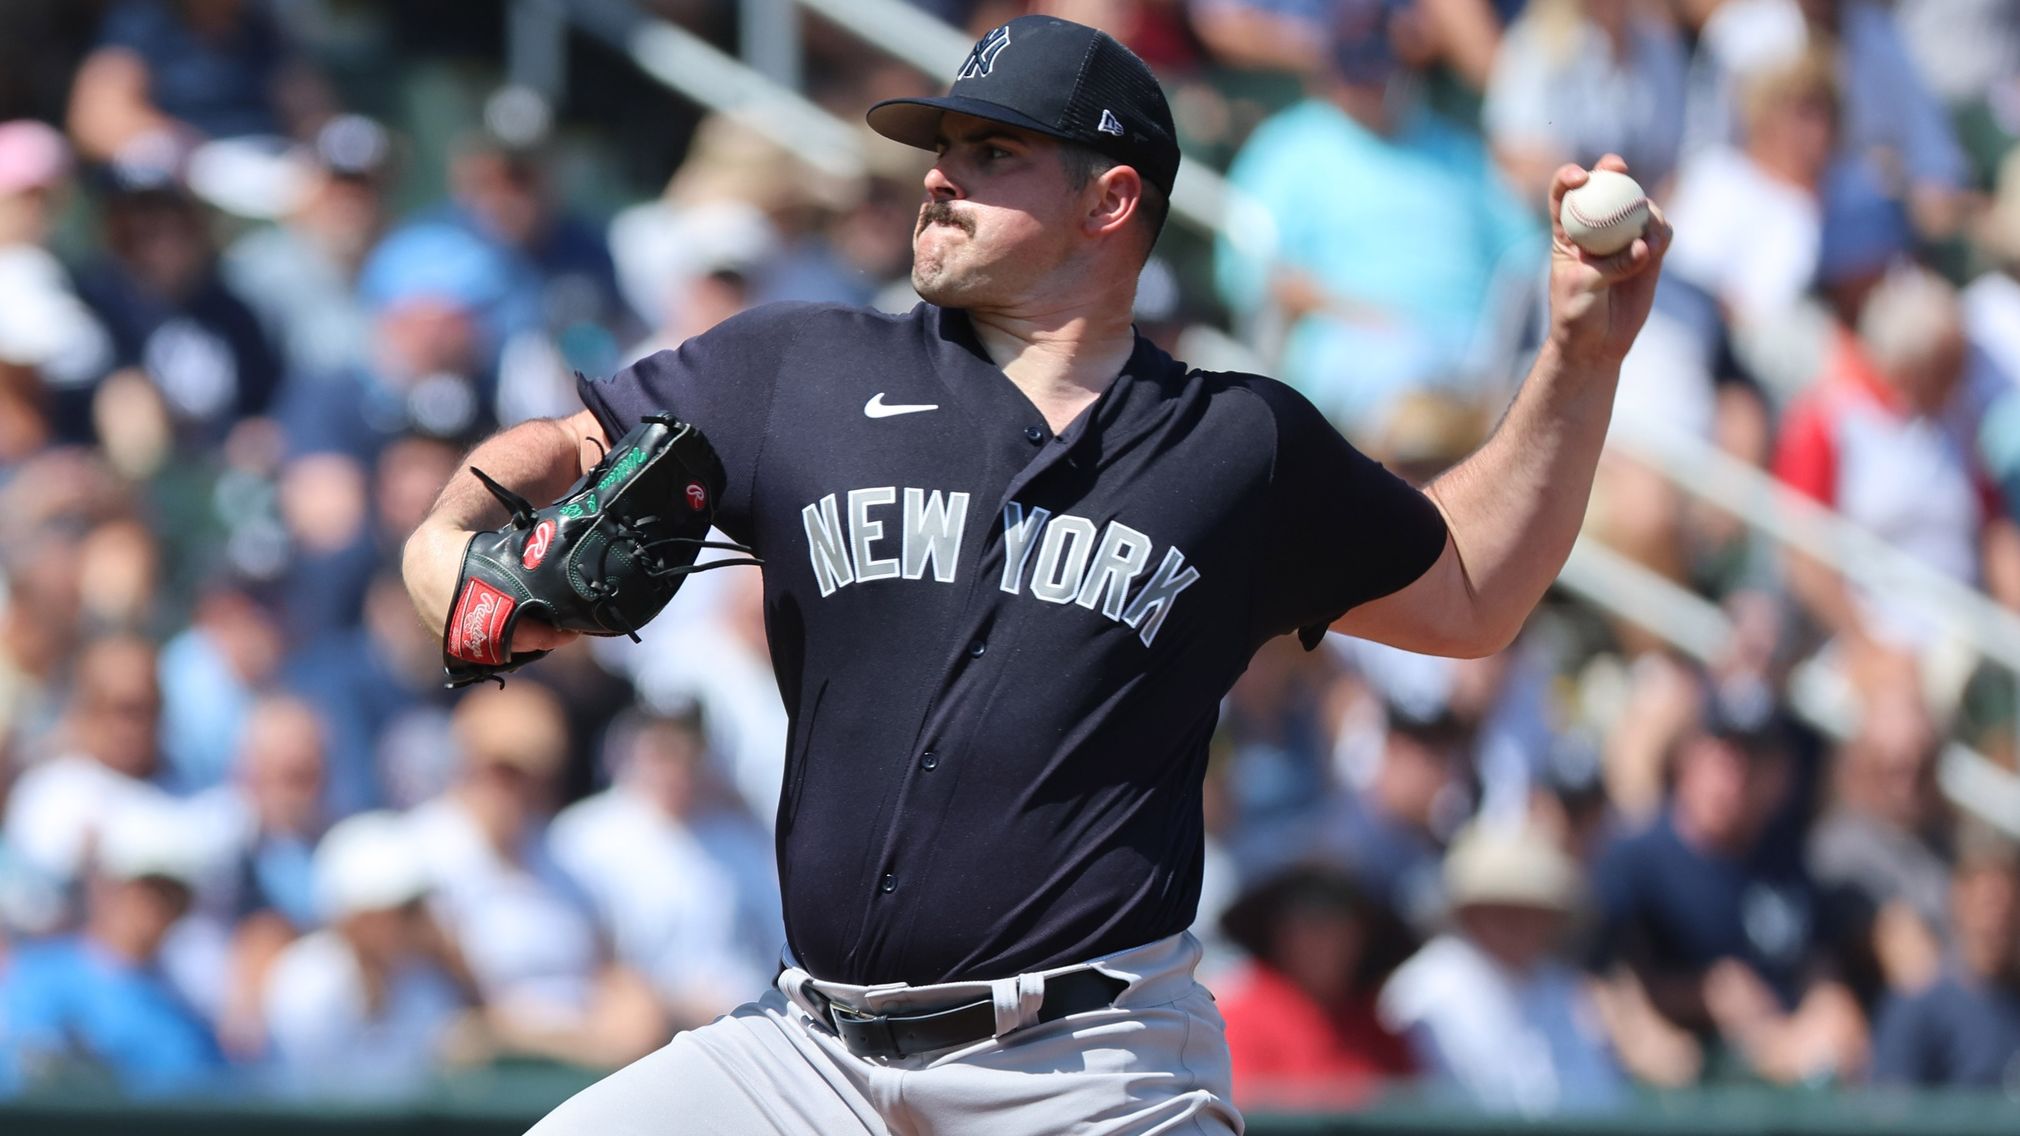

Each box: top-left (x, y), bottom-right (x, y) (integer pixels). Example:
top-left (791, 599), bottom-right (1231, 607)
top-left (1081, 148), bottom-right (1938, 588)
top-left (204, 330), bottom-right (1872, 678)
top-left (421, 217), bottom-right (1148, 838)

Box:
top-left (650, 300), bottom-right (926, 362)
top-left (1180, 365), bottom-right (1332, 434)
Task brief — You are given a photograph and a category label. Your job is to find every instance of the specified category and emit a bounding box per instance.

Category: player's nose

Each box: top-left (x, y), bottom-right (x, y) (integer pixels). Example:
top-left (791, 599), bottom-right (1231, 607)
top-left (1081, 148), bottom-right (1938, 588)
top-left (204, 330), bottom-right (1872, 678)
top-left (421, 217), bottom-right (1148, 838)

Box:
top-left (922, 161), bottom-right (960, 201)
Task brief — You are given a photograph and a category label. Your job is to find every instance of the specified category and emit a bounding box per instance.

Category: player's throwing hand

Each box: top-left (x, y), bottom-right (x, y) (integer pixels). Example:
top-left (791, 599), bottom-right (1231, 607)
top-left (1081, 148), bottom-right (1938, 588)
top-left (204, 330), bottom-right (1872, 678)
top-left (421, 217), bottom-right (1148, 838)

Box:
top-left (1546, 155), bottom-right (1673, 368)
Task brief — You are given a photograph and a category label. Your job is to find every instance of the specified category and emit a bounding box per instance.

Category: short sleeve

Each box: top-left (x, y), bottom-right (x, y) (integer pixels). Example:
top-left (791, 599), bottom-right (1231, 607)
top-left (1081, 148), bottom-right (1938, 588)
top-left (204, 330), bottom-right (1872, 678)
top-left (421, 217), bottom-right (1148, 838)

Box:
top-left (1773, 392), bottom-right (1838, 506)
top-left (1246, 379), bottom-right (1448, 643)
top-left (576, 304), bottom-right (798, 541)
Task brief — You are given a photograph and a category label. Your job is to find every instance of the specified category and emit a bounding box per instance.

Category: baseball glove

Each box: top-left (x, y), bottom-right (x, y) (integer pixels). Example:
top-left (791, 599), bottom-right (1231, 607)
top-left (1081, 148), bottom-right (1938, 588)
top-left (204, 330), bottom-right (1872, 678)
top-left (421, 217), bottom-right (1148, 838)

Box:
top-left (441, 414), bottom-right (759, 687)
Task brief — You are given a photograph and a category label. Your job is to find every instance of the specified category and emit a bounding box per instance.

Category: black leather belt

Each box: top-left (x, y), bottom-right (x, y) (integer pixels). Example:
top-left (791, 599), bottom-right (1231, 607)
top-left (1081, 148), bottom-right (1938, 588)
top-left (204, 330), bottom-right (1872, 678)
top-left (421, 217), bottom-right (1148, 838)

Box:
top-left (797, 968), bottom-right (1129, 1059)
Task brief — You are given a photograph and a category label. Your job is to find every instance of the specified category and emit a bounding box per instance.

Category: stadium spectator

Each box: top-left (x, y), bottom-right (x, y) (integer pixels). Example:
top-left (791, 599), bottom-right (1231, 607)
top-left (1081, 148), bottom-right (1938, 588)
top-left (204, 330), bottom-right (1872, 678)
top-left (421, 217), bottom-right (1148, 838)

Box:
top-left (1968, 149), bottom-right (2020, 527)
top-left (550, 707), bottom-right (782, 1028)
top-left (1339, 627), bottom-right (1559, 831)
top-left (1773, 265), bottom-right (2020, 658)
top-left (282, 568), bottom-right (451, 816)
top-left (0, 801), bottom-right (223, 1095)
top-left (1379, 822), bottom-right (1625, 1114)
top-left (1218, 634), bottom-right (1351, 876)
top-left (1893, 0), bottom-right (2020, 185)
top-left (1869, 827), bottom-right (2020, 1088)
top-left (1807, 682), bottom-right (1951, 994)
top-left (71, 163), bottom-right (280, 450)
top-left (619, 567), bottom-right (787, 824)
top-left (261, 809), bottom-right (465, 1096)
top-left (188, 696), bottom-right (329, 934)
top-left (1186, 0), bottom-right (1338, 74)
top-left (1968, 150), bottom-right (2020, 397)
top-left (1483, 0), bottom-right (1688, 204)
top-left (165, 695), bottom-right (329, 1058)
top-left (1622, 48), bottom-right (1840, 427)
top-left (605, 113), bottom-right (784, 356)
top-left (1894, 0), bottom-right (2020, 118)
top-left (759, 169), bottom-right (924, 314)
top-left (1405, 0), bottom-right (1518, 103)
top-left (72, 515), bottom-right (160, 635)
top-left (3, 636), bottom-right (176, 927)
top-left (0, 537), bottom-right (80, 770)
top-left (1315, 699), bottom-right (1470, 931)
top-left (432, 111), bottom-right (632, 421)
top-left (276, 220), bottom-right (503, 461)
top-left (157, 578), bottom-right (284, 794)
top-left (1686, 0), bottom-right (1966, 238)
top-left (0, 120), bottom-right (113, 434)
top-left (1214, 865), bottom-right (1414, 1109)
top-left (1215, 0), bottom-right (1539, 437)
top-left (407, 683), bottom-right (665, 1069)
top-left (66, 0), bottom-right (323, 163)
top-left (1593, 702), bottom-right (1867, 1084)
top-left (11, 0), bottom-right (2020, 1118)
top-left (222, 114), bottom-right (394, 380)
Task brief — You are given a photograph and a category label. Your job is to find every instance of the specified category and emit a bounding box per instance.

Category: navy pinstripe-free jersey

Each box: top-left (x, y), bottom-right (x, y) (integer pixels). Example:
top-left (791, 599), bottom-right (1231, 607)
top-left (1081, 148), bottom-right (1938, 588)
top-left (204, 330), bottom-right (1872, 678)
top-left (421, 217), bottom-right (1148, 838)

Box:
top-left (577, 301), bottom-right (1447, 986)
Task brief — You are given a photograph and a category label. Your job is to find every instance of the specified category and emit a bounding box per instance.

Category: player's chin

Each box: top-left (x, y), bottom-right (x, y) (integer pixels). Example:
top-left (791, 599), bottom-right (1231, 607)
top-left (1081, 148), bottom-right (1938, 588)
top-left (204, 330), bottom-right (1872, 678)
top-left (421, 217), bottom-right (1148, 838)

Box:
top-left (912, 262), bottom-right (978, 307)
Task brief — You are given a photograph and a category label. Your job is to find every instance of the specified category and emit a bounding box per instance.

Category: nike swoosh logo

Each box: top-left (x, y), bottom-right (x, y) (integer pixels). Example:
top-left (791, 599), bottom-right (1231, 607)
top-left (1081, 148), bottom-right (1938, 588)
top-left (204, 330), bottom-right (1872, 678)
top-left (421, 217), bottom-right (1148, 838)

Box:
top-left (864, 393), bottom-right (940, 418)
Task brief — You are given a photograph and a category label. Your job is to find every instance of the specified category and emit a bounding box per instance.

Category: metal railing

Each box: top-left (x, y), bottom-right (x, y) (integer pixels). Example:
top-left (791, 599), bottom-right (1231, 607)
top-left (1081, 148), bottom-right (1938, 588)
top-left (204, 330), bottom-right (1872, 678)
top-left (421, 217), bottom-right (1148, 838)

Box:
top-left (553, 0), bottom-right (864, 181)
top-left (1560, 537), bottom-right (2020, 839)
top-left (1610, 420), bottom-right (2020, 677)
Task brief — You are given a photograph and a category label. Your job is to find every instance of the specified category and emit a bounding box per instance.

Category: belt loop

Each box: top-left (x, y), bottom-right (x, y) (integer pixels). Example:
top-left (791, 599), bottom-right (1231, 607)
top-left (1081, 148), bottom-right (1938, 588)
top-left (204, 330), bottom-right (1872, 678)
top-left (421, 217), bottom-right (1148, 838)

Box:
top-left (778, 964), bottom-right (828, 1023)
top-left (990, 970), bottom-right (1047, 1037)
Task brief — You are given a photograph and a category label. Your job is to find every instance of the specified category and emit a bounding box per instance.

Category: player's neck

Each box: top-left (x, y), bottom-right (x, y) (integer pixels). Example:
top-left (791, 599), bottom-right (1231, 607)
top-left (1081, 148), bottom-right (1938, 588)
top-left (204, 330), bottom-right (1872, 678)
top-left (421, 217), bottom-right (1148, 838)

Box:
top-left (967, 306), bottom-right (1138, 435)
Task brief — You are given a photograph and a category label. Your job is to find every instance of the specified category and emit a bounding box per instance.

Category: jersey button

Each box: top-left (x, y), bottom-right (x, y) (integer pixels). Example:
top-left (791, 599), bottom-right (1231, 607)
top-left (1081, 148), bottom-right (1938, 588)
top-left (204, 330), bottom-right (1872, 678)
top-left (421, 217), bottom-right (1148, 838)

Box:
top-left (1023, 425), bottom-right (1046, 444)
top-left (967, 639), bottom-right (987, 658)
top-left (921, 751), bottom-right (939, 770)
top-left (880, 873), bottom-right (897, 893)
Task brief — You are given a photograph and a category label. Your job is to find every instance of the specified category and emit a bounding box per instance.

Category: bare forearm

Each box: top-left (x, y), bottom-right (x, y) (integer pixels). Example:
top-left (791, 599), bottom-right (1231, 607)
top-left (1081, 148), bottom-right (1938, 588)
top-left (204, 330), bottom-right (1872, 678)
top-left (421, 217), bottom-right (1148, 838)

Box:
top-left (403, 411), bottom-right (603, 637)
top-left (1424, 340), bottom-right (1620, 647)
top-left (422, 416), bottom-right (593, 532)
top-left (1334, 159), bottom-right (1670, 657)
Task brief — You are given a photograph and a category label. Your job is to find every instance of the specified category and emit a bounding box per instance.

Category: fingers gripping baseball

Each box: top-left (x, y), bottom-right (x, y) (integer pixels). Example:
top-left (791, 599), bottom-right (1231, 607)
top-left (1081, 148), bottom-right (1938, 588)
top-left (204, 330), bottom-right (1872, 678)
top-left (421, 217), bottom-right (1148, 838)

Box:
top-left (1546, 155), bottom-right (1672, 365)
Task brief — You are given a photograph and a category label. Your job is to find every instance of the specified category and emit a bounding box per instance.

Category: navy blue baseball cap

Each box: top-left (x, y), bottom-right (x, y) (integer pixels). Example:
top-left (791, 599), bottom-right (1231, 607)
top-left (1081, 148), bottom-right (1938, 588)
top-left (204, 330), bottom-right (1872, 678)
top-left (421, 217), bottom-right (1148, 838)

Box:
top-left (867, 16), bottom-right (1180, 198)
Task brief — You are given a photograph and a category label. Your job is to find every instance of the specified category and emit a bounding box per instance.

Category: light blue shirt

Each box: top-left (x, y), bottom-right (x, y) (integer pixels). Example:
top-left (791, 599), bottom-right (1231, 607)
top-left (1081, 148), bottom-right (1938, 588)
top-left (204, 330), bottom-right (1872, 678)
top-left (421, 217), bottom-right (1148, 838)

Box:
top-left (1217, 97), bottom-right (1542, 434)
top-left (1, 937), bottom-right (225, 1096)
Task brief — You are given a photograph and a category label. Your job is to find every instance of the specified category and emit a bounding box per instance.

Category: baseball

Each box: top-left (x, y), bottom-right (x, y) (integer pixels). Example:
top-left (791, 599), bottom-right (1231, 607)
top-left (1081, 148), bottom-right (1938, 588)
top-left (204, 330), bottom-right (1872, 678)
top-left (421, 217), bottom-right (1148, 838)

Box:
top-left (1561, 169), bottom-right (1650, 257)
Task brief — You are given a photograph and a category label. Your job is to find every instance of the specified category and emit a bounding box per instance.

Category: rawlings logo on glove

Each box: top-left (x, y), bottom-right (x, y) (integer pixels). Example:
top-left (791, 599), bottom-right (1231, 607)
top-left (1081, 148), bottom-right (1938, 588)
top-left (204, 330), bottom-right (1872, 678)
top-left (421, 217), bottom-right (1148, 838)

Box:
top-left (441, 414), bottom-right (760, 687)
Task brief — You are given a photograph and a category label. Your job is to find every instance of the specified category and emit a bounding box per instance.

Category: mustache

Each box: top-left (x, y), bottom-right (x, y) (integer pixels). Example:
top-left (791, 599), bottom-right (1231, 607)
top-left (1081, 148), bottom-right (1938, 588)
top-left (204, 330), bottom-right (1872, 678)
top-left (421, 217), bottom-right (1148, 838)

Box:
top-left (916, 201), bottom-right (975, 236)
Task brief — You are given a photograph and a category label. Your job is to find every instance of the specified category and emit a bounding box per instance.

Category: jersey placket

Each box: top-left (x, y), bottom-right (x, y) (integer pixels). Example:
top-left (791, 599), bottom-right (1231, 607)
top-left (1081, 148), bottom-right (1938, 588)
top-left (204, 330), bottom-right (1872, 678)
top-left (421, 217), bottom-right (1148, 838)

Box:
top-left (854, 355), bottom-right (1113, 964)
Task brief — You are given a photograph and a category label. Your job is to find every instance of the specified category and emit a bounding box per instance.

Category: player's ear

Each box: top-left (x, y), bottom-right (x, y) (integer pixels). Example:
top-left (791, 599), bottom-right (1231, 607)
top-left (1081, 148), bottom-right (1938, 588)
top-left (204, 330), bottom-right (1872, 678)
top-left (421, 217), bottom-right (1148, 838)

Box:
top-left (1084, 163), bottom-right (1142, 243)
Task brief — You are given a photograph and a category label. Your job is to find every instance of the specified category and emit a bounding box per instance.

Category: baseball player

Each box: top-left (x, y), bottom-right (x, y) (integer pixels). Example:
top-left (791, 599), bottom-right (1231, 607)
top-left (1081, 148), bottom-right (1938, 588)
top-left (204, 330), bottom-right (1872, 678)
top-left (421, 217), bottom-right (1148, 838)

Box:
top-left (403, 15), bottom-right (1670, 1135)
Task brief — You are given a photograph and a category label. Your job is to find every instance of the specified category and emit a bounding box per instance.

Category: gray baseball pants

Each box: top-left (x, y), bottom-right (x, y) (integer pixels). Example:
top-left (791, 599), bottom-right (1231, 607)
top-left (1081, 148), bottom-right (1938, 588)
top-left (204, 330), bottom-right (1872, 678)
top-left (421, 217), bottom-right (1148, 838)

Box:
top-left (524, 931), bottom-right (1242, 1135)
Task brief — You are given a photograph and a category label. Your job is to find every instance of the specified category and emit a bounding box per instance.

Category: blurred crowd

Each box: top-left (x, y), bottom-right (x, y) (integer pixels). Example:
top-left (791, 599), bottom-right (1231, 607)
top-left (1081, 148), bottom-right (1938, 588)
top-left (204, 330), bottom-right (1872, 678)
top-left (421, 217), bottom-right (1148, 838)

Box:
top-left (1, 0), bottom-right (2019, 1116)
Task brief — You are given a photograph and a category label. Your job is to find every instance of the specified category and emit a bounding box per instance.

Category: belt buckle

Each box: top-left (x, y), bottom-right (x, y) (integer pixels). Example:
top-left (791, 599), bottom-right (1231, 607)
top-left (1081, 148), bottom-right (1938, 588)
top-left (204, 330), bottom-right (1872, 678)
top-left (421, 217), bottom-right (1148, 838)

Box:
top-left (829, 1003), bottom-right (902, 1059)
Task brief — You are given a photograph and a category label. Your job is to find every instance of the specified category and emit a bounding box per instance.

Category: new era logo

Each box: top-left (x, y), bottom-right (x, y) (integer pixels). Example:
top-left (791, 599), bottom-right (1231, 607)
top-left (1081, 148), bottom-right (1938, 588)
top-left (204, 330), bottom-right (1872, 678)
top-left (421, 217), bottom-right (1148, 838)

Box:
top-left (1098, 109), bottom-right (1125, 137)
top-left (958, 25), bottom-right (1011, 80)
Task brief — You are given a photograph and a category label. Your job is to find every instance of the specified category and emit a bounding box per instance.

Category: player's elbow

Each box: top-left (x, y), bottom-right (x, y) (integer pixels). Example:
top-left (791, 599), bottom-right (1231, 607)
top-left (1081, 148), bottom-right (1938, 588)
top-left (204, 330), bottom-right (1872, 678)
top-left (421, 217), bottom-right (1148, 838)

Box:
top-left (1420, 607), bottom-right (1522, 659)
top-left (1361, 617), bottom-right (1510, 660)
top-left (1419, 627), bottom-right (1511, 660)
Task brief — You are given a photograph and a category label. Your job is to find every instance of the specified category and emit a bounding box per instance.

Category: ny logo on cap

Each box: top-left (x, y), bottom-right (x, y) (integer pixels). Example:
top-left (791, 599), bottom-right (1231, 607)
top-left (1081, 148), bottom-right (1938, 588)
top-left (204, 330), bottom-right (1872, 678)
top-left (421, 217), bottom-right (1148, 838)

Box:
top-left (958, 24), bottom-right (1011, 80)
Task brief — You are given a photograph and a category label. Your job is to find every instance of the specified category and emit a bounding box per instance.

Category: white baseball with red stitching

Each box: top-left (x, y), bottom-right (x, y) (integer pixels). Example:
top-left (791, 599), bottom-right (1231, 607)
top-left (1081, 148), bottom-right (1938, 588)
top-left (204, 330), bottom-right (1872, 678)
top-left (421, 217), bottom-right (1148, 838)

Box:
top-left (1561, 169), bottom-right (1649, 257)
